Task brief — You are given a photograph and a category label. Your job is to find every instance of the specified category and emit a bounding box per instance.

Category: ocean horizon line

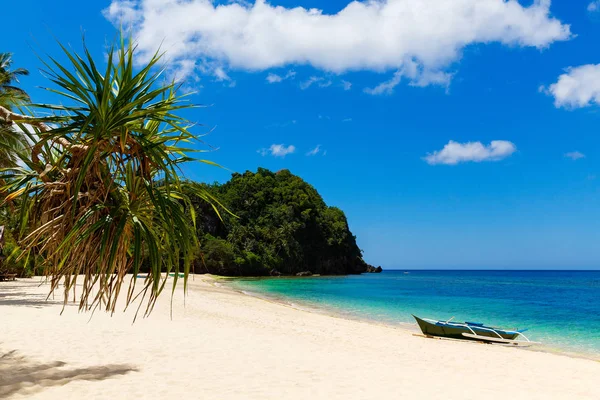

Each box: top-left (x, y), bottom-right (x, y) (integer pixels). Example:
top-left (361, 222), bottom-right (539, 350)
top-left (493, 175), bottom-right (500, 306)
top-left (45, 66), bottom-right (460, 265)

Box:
top-left (382, 268), bottom-right (600, 272)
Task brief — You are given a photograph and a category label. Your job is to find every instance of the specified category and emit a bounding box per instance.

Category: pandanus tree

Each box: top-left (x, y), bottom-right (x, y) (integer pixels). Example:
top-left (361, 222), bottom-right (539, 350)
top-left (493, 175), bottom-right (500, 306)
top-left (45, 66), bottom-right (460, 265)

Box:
top-left (0, 38), bottom-right (220, 316)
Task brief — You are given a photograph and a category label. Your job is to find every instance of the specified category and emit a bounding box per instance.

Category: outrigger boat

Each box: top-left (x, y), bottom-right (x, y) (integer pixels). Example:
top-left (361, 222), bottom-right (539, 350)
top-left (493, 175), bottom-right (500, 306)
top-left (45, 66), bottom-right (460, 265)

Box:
top-left (413, 315), bottom-right (538, 346)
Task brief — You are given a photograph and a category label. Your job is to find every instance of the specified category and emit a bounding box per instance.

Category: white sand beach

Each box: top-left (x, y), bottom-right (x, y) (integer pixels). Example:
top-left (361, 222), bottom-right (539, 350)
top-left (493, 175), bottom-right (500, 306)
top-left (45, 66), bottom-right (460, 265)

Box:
top-left (1, 275), bottom-right (599, 399)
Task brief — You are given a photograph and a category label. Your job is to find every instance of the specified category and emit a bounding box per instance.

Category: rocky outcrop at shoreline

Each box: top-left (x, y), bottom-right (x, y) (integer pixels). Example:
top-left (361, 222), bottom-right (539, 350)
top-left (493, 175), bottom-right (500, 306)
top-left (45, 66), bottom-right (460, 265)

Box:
top-left (365, 265), bottom-right (383, 273)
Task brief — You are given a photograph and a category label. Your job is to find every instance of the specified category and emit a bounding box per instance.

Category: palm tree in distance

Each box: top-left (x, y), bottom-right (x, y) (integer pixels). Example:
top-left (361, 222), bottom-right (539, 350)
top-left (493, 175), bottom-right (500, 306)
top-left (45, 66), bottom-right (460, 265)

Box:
top-left (0, 53), bottom-right (30, 169)
top-left (0, 52), bottom-right (30, 109)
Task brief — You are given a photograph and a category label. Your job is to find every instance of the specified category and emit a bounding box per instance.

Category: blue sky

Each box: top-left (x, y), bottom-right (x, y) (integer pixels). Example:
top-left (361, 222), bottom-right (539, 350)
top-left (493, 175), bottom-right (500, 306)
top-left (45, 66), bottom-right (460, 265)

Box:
top-left (5, 0), bottom-right (600, 269)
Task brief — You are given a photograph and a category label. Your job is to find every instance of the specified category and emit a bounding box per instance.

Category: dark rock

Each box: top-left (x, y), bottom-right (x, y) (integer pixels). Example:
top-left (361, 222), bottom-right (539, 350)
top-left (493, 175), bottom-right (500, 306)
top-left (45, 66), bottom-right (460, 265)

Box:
top-left (270, 269), bottom-right (282, 276)
top-left (365, 265), bottom-right (383, 273)
top-left (296, 271), bottom-right (313, 277)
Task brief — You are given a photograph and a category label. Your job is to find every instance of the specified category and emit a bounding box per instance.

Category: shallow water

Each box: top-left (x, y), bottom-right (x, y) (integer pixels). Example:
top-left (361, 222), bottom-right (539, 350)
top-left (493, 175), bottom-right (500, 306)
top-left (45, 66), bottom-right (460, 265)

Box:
top-left (228, 270), bottom-right (600, 357)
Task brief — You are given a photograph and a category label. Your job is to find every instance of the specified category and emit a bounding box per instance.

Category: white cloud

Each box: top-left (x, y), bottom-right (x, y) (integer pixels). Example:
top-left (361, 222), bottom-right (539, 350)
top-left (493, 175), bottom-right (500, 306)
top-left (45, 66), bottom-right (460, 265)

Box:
top-left (424, 140), bottom-right (516, 165)
top-left (365, 71), bottom-right (403, 95)
top-left (411, 70), bottom-right (454, 88)
top-left (102, 0), bottom-right (140, 26)
top-left (545, 64), bottom-right (600, 108)
top-left (258, 144), bottom-right (296, 157)
top-left (104, 0), bottom-right (571, 84)
top-left (564, 151), bottom-right (585, 160)
top-left (211, 66), bottom-right (237, 87)
top-left (266, 70), bottom-right (296, 84)
top-left (300, 76), bottom-right (332, 90)
top-left (300, 77), bottom-right (321, 90)
top-left (365, 61), bottom-right (453, 94)
top-left (341, 80), bottom-right (352, 91)
top-left (169, 59), bottom-right (198, 83)
top-left (266, 73), bottom-right (283, 83)
top-left (342, 118), bottom-right (352, 122)
top-left (588, 1), bottom-right (600, 12)
top-left (306, 145), bottom-right (322, 156)
top-left (214, 67), bottom-right (231, 82)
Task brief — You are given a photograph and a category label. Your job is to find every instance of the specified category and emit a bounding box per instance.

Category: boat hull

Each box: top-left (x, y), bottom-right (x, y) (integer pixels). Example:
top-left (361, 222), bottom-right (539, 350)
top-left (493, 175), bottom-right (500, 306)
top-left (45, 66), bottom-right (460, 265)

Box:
top-left (413, 315), bottom-right (520, 341)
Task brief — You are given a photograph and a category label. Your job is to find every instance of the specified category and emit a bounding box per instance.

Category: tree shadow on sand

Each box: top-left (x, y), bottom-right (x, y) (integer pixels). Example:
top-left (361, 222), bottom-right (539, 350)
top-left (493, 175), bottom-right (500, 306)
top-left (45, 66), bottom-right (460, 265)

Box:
top-left (0, 349), bottom-right (138, 398)
top-left (0, 282), bottom-right (69, 309)
top-left (0, 286), bottom-right (55, 308)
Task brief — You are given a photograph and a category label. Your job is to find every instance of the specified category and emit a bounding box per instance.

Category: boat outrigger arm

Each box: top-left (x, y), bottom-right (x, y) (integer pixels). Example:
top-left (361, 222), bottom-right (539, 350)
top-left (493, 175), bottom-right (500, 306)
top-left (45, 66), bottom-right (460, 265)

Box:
top-left (415, 316), bottom-right (540, 346)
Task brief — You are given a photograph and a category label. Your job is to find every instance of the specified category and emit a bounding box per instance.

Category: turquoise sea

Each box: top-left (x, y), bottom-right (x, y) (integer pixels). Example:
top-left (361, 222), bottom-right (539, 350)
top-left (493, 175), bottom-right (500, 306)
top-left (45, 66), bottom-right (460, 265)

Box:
top-left (228, 270), bottom-right (600, 357)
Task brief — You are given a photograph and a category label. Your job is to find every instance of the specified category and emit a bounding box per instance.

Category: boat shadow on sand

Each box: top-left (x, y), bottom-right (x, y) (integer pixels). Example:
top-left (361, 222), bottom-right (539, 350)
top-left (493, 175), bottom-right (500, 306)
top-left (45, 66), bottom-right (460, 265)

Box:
top-left (0, 348), bottom-right (137, 398)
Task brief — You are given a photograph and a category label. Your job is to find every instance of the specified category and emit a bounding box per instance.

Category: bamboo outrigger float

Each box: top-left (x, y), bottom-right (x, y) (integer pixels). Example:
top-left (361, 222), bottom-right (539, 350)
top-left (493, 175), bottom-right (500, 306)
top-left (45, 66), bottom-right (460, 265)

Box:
top-left (413, 315), bottom-right (539, 346)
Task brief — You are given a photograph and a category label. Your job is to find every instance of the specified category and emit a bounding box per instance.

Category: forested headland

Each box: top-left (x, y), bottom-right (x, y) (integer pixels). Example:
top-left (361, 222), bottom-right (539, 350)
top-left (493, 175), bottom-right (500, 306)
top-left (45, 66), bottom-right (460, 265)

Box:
top-left (186, 168), bottom-right (378, 276)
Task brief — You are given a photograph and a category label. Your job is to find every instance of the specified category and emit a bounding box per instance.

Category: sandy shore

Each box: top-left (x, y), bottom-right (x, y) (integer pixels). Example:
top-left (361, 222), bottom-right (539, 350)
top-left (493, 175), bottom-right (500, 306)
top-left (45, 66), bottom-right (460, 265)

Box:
top-left (1, 275), bottom-right (599, 399)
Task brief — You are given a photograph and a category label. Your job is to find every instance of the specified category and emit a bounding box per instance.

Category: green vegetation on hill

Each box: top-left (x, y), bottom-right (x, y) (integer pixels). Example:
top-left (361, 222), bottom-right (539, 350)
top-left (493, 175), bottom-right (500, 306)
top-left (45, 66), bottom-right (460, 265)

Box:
top-left (186, 168), bottom-right (371, 276)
